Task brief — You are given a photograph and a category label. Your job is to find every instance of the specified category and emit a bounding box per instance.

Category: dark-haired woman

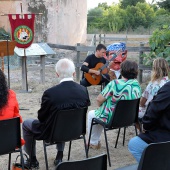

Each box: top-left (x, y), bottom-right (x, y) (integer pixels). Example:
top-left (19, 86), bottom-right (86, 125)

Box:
top-left (0, 69), bottom-right (24, 145)
top-left (87, 60), bottom-right (142, 149)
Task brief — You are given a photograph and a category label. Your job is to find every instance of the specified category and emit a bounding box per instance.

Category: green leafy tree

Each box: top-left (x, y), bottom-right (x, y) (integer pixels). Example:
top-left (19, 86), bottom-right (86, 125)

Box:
top-left (98, 2), bottom-right (110, 10)
top-left (125, 5), bottom-right (145, 31)
top-left (136, 2), bottom-right (155, 33)
top-left (87, 7), bottom-right (104, 32)
top-left (102, 5), bottom-right (125, 33)
top-left (157, 0), bottom-right (170, 12)
top-left (120, 0), bottom-right (145, 9)
top-left (143, 25), bottom-right (170, 65)
top-left (152, 9), bottom-right (170, 29)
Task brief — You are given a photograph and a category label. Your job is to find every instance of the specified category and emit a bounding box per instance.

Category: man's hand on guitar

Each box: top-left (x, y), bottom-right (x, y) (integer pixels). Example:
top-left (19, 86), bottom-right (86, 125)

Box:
top-left (89, 69), bottom-right (100, 75)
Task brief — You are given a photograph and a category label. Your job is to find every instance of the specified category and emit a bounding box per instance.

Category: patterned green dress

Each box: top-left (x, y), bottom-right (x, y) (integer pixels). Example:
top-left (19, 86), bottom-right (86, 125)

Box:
top-left (95, 79), bottom-right (141, 123)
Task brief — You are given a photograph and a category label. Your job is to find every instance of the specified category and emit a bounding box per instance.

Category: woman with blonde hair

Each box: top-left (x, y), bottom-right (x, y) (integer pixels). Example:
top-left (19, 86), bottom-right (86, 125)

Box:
top-left (139, 58), bottom-right (169, 118)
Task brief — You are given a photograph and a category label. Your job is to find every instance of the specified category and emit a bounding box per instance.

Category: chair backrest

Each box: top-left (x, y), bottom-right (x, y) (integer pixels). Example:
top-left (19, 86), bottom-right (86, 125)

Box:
top-left (107, 98), bottom-right (140, 128)
top-left (47, 107), bottom-right (88, 143)
top-left (0, 117), bottom-right (21, 155)
top-left (138, 141), bottom-right (170, 170)
top-left (56, 154), bottom-right (107, 170)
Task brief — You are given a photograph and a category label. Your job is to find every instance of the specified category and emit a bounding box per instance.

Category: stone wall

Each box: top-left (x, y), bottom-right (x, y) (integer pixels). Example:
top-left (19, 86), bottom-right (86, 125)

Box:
top-left (0, 0), bottom-right (87, 45)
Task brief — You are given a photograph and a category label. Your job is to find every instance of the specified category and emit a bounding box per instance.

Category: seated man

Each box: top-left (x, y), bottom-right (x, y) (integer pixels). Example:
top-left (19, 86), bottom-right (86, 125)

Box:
top-left (22, 58), bottom-right (90, 168)
top-left (80, 44), bottom-right (110, 87)
top-left (128, 81), bottom-right (170, 163)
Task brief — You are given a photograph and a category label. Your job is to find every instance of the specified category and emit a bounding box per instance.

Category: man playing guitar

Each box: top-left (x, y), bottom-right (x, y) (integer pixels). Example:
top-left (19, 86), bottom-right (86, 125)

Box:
top-left (80, 44), bottom-right (110, 87)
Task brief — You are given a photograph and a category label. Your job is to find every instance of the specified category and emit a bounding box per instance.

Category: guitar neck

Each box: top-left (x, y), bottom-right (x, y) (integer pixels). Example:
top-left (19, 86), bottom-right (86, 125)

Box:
top-left (99, 50), bottom-right (121, 71)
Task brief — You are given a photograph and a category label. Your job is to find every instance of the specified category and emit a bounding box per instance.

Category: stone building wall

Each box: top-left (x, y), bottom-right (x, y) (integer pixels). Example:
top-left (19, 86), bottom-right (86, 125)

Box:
top-left (0, 0), bottom-right (87, 45)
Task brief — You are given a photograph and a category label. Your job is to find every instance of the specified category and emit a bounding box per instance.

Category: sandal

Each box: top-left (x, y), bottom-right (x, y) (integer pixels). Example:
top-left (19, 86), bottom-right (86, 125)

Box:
top-left (89, 142), bottom-right (101, 150)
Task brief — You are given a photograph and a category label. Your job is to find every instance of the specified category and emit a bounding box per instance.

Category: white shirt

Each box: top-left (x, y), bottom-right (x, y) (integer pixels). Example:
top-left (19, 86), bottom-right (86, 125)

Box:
top-left (60, 77), bottom-right (74, 83)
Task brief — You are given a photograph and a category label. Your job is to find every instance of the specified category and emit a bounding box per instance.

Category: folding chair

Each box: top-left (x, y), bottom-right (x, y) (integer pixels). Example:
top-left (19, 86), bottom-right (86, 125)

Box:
top-left (87, 99), bottom-right (140, 167)
top-left (56, 154), bottom-right (107, 170)
top-left (115, 141), bottom-right (170, 170)
top-left (0, 117), bottom-right (24, 170)
top-left (31, 107), bottom-right (88, 170)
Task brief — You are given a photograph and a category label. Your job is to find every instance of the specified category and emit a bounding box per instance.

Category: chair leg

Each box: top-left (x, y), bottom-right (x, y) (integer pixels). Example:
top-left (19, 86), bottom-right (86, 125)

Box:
top-left (115, 128), bottom-right (121, 148)
top-left (87, 120), bottom-right (94, 157)
top-left (20, 149), bottom-right (25, 170)
top-left (29, 136), bottom-right (35, 168)
top-left (135, 124), bottom-right (138, 136)
top-left (123, 127), bottom-right (126, 146)
top-left (83, 135), bottom-right (88, 158)
top-left (68, 141), bottom-right (72, 161)
top-left (43, 141), bottom-right (49, 170)
top-left (8, 153), bottom-right (11, 170)
top-left (103, 128), bottom-right (111, 167)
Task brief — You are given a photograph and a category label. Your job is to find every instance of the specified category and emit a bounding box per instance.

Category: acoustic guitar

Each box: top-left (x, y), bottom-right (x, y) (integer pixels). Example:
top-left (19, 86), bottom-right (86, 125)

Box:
top-left (84, 50), bottom-right (121, 85)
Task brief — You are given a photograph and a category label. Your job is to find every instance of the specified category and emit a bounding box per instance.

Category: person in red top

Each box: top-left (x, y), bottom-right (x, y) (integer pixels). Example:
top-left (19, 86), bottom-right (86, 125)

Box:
top-left (0, 69), bottom-right (24, 145)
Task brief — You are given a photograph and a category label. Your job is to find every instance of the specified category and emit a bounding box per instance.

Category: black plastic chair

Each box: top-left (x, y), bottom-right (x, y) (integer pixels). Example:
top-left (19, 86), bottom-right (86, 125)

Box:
top-left (115, 141), bottom-right (170, 170)
top-left (0, 117), bottom-right (24, 170)
top-left (56, 153), bottom-right (107, 170)
top-left (33, 107), bottom-right (88, 170)
top-left (87, 99), bottom-right (140, 167)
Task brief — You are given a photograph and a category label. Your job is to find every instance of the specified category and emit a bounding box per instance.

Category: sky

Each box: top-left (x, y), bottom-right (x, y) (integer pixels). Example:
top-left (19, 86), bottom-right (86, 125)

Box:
top-left (87, 0), bottom-right (156, 10)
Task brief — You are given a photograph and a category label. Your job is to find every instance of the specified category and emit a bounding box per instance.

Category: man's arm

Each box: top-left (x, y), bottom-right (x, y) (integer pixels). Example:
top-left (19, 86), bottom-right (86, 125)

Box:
top-left (81, 62), bottom-right (100, 75)
top-left (37, 91), bottom-right (51, 122)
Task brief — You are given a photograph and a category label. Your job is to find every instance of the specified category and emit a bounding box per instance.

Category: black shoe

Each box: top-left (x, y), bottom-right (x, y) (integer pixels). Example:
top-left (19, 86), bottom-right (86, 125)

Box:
top-left (54, 159), bottom-right (62, 166)
top-left (24, 159), bottom-right (39, 168)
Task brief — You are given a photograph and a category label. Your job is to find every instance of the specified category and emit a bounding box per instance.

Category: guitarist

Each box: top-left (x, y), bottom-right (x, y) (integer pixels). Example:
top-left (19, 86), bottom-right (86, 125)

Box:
top-left (80, 44), bottom-right (110, 87)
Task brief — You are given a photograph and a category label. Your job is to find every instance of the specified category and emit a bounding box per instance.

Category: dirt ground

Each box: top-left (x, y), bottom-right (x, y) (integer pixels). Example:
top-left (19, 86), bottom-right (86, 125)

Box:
top-left (0, 62), bottom-right (143, 170)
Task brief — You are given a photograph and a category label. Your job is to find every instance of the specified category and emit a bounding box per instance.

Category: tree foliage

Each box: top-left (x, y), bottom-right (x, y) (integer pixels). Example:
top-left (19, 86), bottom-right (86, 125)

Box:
top-left (125, 5), bottom-right (145, 31)
top-left (87, 7), bottom-right (104, 31)
top-left (157, 0), bottom-right (170, 12)
top-left (120, 0), bottom-right (145, 9)
top-left (143, 25), bottom-right (170, 65)
top-left (87, 1), bottom-right (170, 34)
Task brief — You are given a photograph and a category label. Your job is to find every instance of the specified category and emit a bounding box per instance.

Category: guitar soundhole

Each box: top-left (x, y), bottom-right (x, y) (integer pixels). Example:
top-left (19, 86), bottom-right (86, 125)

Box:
top-left (92, 74), bottom-right (96, 80)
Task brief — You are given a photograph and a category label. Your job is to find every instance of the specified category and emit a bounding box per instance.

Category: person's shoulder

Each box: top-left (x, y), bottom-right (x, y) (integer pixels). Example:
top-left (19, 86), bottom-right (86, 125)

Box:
top-left (87, 54), bottom-right (95, 58)
top-left (44, 84), bottom-right (59, 94)
top-left (162, 81), bottom-right (170, 88)
top-left (8, 89), bottom-right (16, 96)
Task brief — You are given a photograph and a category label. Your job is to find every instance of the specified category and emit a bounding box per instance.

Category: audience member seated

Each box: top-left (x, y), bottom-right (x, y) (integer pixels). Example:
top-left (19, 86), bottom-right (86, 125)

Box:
top-left (139, 58), bottom-right (169, 119)
top-left (22, 58), bottom-right (90, 168)
top-left (80, 44), bottom-right (110, 87)
top-left (87, 60), bottom-right (141, 149)
top-left (128, 80), bottom-right (170, 162)
top-left (0, 69), bottom-right (25, 146)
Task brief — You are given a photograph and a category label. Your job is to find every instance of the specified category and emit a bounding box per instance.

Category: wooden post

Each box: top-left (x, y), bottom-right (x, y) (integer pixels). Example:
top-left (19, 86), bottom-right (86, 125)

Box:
top-left (1, 53), bottom-right (4, 72)
top-left (104, 34), bottom-right (105, 45)
top-left (94, 34), bottom-right (96, 53)
top-left (21, 56), bottom-right (27, 91)
top-left (99, 34), bottom-right (101, 44)
top-left (76, 43), bottom-right (80, 82)
top-left (139, 43), bottom-right (144, 83)
top-left (40, 55), bottom-right (45, 84)
top-left (94, 34), bottom-right (96, 46)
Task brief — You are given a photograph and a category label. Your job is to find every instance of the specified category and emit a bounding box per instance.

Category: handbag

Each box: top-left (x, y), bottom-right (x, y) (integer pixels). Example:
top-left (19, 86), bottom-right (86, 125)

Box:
top-left (12, 154), bottom-right (30, 170)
